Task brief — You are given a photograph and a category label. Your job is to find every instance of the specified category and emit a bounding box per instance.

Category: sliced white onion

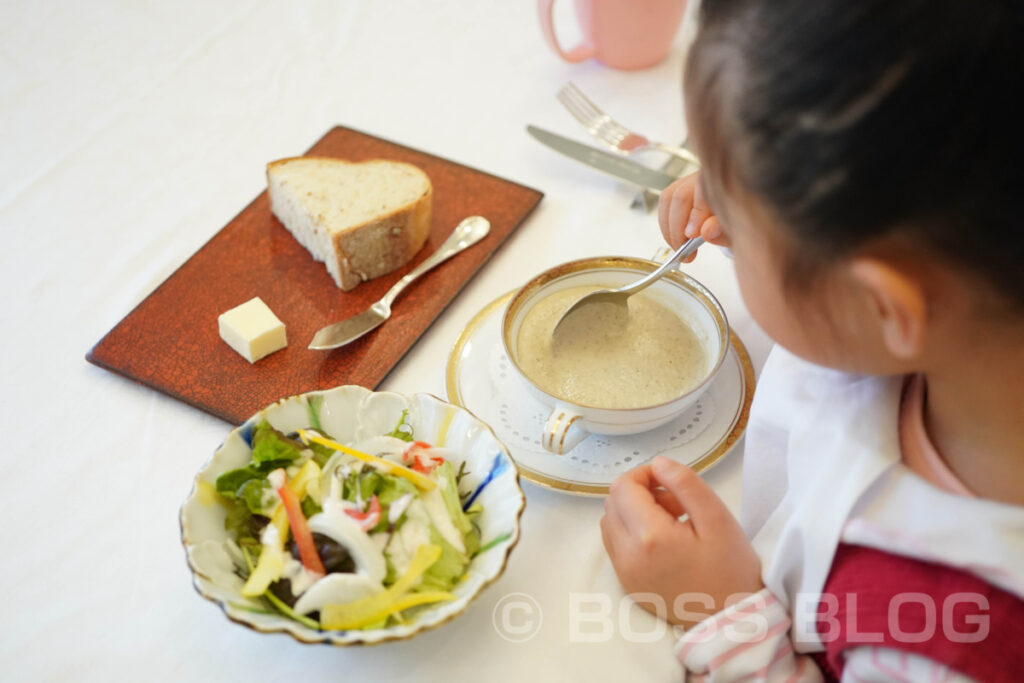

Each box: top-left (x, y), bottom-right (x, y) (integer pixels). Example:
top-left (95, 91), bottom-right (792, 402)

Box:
top-left (307, 501), bottom-right (387, 583)
top-left (348, 435), bottom-right (410, 463)
top-left (422, 487), bottom-right (465, 554)
top-left (292, 572), bottom-right (384, 616)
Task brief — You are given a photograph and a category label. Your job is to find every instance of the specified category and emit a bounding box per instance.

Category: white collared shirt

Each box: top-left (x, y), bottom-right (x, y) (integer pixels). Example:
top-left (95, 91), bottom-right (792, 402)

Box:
top-left (674, 346), bottom-right (1024, 681)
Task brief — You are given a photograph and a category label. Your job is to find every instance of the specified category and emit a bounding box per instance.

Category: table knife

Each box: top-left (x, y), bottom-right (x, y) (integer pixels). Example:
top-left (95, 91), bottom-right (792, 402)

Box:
top-left (526, 125), bottom-right (677, 194)
top-left (631, 141), bottom-right (697, 212)
top-left (308, 216), bottom-right (491, 350)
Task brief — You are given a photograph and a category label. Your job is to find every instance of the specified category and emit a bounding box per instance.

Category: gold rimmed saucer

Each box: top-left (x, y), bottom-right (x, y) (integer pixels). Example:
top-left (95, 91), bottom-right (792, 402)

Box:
top-left (445, 290), bottom-right (756, 496)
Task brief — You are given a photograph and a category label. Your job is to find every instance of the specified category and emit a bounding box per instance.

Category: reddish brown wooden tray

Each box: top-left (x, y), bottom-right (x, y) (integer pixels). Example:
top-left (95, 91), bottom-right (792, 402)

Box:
top-left (87, 126), bottom-right (543, 424)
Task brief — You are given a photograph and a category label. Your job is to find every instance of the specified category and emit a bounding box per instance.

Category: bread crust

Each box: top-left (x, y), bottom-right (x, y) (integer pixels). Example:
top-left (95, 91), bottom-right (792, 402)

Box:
top-left (266, 157), bottom-right (432, 291)
top-left (332, 181), bottom-right (432, 291)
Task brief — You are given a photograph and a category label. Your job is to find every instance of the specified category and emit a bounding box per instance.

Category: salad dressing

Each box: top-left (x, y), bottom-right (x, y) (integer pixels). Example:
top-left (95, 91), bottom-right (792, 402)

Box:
top-left (267, 468), bottom-right (286, 491)
top-left (260, 522), bottom-right (281, 547)
top-left (391, 507), bottom-right (432, 577)
top-left (282, 555), bottom-right (321, 596)
top-left (388, 493), bottom-right (414, 525)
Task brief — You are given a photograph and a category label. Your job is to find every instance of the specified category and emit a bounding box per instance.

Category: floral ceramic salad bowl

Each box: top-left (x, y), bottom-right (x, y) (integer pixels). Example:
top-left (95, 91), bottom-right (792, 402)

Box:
top-left (180, 385), bottom-right (524, 645)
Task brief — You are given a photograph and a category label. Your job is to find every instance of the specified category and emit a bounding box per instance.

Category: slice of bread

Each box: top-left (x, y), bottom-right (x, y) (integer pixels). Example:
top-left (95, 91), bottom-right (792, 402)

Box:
top-left (267, 157), bottom-right (432, 291)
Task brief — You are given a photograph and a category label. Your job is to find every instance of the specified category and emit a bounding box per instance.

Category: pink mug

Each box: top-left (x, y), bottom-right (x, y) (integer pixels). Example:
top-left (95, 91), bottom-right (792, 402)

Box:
top-left (538, 0), bottom-right (687, 70)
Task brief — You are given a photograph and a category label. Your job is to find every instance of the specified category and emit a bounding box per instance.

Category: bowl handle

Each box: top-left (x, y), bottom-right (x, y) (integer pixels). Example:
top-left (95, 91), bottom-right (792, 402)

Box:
top-left (542, 404), bottom-right (589, 454)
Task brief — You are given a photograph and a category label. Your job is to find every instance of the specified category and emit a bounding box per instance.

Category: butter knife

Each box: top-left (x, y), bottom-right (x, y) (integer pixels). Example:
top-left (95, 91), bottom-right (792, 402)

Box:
top-left (308, 216), bottom-right (491, 350)
top-left (526, 125), bottom-right (677, 193)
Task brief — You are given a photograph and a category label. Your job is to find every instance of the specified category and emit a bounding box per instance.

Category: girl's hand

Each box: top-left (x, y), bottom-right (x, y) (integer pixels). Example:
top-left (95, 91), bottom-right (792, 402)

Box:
top-left (658, 172), bottom-right (729, 263)
top-left (600, 456), bottom-right (763, 628)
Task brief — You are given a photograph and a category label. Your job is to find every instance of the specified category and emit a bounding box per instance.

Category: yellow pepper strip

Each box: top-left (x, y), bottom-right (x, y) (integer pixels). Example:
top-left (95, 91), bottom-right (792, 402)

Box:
top-left (266, 460), bottom-right (323, 546)
top-left (242, 463), bottom-right (321, 598)
top-left (290, 459), bottom-right (321, 500)
top-left (269, 505), bottom-right (289, 543)
top-left (389, 544), bottom-right (442, 595)
top-left (297, 430), bottom-right (436, 491)
top-left (320, 544), bottom-right (446, 630)
top-left (320, 591), bottom-right (455, 630)
top-left (241, 542), bottom-right (285, 597)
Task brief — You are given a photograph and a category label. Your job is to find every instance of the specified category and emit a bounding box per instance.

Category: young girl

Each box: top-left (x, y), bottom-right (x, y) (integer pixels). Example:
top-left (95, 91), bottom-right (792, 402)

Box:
top-left (600, 1), bottom-right (1024, 680)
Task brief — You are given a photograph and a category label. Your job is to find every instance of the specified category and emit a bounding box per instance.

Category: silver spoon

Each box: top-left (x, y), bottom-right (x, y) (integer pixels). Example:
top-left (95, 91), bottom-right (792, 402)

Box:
top-left (551, 237), bottom-right (705, 340)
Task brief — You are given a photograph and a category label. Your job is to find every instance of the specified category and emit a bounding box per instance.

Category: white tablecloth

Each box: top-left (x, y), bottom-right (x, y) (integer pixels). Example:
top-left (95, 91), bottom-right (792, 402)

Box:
top-left (0, 1), bottom-right (772, 680)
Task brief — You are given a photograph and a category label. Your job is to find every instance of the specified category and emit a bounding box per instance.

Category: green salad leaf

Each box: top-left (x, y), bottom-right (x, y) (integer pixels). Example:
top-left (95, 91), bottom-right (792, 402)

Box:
top-left (224, 503), bottom-right (261, 554)
top-left (300, 496), bottom-right (322, 519)
top-left (251, 421), bottom-right (304, 465)
top-left (237, 478), bottom-right (270, 514)
top-left (388, 410), bottom-right (414, 442)
top-left (418, 525), bottom-right (468, 592)
top-left (215, 420), bottom-right (305, 500)
top-left (434, 462), bottom-right (481, 557)
top-left (376, 473), bottom-right (417, 505)
top-left (305, 394), bottom-right (324, 432)
top-left (215, 466), bottom-right (262, 500)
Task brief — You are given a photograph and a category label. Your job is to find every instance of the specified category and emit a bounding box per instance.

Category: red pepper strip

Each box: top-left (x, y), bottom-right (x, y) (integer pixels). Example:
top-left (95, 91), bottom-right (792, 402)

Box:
top-left (277, 480), bottom-right (326, 575)
top-left (402, 441), bottom-right (434, 464)
top-left (344, 495), bottom-right (381, 531)
top-left (413, 454), bottom-right (444, 475)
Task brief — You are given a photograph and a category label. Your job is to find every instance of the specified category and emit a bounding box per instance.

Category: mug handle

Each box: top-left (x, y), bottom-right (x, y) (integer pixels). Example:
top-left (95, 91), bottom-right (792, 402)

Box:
top-left (537, 0), bottom-right (595, 63)
top-left (542, 404), bottom-right (589, 454)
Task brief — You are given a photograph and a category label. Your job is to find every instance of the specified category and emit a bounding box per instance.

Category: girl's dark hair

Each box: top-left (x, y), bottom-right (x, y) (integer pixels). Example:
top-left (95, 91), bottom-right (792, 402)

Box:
top-left (687, 0), bottom-right (1024, 308)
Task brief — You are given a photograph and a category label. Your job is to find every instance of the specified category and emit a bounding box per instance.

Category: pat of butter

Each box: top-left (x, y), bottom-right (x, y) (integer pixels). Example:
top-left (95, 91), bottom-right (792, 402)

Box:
top-left (218, 297), bottom-right (287, 363)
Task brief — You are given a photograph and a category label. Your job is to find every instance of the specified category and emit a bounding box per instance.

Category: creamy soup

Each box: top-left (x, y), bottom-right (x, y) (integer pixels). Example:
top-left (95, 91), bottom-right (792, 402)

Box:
top-left (514, 285), bottom-right (709, 409)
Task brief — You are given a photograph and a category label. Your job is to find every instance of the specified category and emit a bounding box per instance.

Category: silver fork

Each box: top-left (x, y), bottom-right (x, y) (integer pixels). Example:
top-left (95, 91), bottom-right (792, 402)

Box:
top-left (557, 82), bottom-right (701, 166)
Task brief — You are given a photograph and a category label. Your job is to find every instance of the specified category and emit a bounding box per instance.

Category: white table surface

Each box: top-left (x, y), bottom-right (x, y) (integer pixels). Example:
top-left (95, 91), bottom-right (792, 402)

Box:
top-left (0, 1), bottom-right (772, 680)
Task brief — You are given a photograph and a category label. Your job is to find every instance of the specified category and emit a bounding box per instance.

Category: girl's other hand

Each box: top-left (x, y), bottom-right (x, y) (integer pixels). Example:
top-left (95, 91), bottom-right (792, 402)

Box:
top-left (658, 172), bottom-right (729, 263)
top-left (600, 456), bottom-right (763, 628)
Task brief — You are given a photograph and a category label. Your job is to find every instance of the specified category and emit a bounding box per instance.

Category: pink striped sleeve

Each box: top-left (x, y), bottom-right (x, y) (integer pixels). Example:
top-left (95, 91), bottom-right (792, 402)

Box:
top-left (674, 588), bottom-right (824, 681)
